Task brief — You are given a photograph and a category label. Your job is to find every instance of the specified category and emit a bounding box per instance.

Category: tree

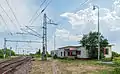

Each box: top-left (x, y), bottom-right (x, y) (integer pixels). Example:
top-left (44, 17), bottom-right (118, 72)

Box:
top-left (46, 51), bottom-right (51, 57)
top-left (33, 49), bottom-right (41, 58)
top-left (36, 49), bottom-right (41, 55)
top-left (5, 49), bottom-right (15, 56)
top-left (112, 51), bottom-right (120, 57)
top-left (80, 31), bottom-right (109, 59)
top-left (0, 49), bottom-right (15, 58)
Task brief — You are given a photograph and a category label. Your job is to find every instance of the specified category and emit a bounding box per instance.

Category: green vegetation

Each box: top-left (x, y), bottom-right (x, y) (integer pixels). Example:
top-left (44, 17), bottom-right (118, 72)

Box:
top-left (93, 70), bottom-right (112, 74)
top-left (58, 59), bottom-right (99, 65)
top-left (0, 49), bottom-right (15, 58)
top-left (113, 57), bottom-right (120, 65)
top-left (30, 49), bottom-right (51, 58)
top-left (100, 51), bottom-right (120, 62)
top-left (80, 31), bottom-right (109, 59)
top-left (112, 51), bottom-right (120, 57)
top-left (112, 68), bottom-right (120, 74)
top-left (102, 58), bottom-right (112, 62)
top-left (58, 59), bottom-right (115, 73)
top-left (35, 49), bottom-right (41, 58)
top-left (95, 67), bottom-right (120, 74)
top-left (58, 58), bottom-right (120, 74)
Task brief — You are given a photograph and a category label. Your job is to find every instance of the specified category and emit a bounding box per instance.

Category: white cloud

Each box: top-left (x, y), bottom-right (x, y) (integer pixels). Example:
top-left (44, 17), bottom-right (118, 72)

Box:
top-left (61, 0), bottom-right (120, 32)
top-left (55, 28), bottom-right (83, 41)
top-left (59, 0), bottom-right (120, 53)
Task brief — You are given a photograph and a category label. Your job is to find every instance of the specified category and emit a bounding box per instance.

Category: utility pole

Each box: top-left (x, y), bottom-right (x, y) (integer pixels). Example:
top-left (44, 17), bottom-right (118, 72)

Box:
top-left (16, 42), bottom-right (18, 54)
top-left (42, 13), bottom-right (47, 60)
top-left (93, 5), bottom-right (100, 60)
top-left (10, 47), bottom-right (12, 58)
top-left (23, 49), bottom-right (24, 56)
top-left (42, 13), bottom-right (58, 60)
top-left (4, 38), bottom-right (6, 59)
top-left (54, 33), bottom-right (56, 50)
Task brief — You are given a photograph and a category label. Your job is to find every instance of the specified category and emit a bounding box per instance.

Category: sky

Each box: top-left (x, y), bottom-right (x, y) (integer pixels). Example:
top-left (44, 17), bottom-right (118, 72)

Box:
top-left (0, 0), bottom-right (120, 54)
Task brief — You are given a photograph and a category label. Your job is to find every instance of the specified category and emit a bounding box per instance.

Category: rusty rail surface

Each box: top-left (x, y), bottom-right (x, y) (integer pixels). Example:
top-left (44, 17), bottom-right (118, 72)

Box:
top-left (0, 56), bottom-right (32, 74)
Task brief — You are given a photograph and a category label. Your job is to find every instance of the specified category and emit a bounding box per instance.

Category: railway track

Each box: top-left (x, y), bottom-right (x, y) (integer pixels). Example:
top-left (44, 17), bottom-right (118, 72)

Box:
top-left (0, 56), bottom-right (32, 74)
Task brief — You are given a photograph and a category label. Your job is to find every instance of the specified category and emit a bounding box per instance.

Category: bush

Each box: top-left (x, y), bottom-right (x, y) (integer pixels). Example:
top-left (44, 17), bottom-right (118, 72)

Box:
top-left (35, 54), bottom-right (41, 58)
top-left (47, 54), bottom-right (51, 57)
top-left (112, 51), bottom-right (120, 57)
top-left (0, 49), bottom-right (15, 58)
top-left (113, 57), bottom-right (120, 65)
top-left (53, 54), bottom-right (57, 59)
top-left (112, 68), bottom-right (120, 74)
top-left (102, 58), bottom-right (112, 62)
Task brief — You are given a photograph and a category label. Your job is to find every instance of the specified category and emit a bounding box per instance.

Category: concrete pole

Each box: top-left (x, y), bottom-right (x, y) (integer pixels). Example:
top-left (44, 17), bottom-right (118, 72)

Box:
top-left (10, 47), bottom-right (12, 58)
top-left (93, 5), bottom-right (100, 60)
top-left (97, 7), bottom-right (100, 60)
top-left (4, 38), bottom-right (6, 59)
top-left (54, 33), bottom-right (56, 50)
top-left (16, 42), bottom-right (18, 55)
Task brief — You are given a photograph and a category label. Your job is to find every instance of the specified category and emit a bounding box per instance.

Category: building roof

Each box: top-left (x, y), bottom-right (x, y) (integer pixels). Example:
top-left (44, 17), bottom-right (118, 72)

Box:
top-left (58, 44), bottom-right (114, 50)
top-left (58, 45), bottom-right (82, 49)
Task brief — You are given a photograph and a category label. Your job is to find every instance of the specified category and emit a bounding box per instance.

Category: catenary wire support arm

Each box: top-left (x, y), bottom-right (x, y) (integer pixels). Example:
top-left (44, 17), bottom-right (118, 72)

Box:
top-left (6, 40), bottom-right (41, 43)
top-left (20, 28), bottom-right (41, 38)
top-left (3, 38), bottom-right (41, 58)
top-left (25, 26), bottom-right (41, 37)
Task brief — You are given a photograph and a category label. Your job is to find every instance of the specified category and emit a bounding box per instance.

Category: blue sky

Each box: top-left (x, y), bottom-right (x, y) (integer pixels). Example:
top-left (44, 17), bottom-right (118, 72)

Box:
top-left (0, 0), bottom-right (120, 54)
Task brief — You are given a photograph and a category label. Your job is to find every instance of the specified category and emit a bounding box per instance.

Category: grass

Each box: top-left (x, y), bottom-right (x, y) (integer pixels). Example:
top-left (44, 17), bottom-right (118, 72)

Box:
top-left (58, 58), bottom-right (100, 65)
top-left (56, 58), bottom-right (120, 74)
top-left (92, 70), bottom-right (112, 74)
top-left (58, 58), bottom-right (118, 66)
top-left (94, 67), bottom-right (120, 74)
top-left (31, 57), bottom-right (120, 74)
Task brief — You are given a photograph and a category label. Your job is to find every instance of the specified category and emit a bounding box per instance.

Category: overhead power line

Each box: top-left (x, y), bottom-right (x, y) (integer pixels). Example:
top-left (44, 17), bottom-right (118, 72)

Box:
top-left (5, 0), bottom-right (21, 26)
top-left (6, 39), bottom-right (41, 43)
top-left (28, 0), bottom-right (47, 24)
top-left (73, 0), bottom-right (94, 12)
top-left (80, 0), bottom-right (91, 6)
top-left (25, 26), bottom-right (41, 37)
top-left (29, 0), bottom-right (52, 26)
top-left (0, 4), bottom-right (18, 30)
top-left (0, 14), bottom-right (12, 35)
top-left (20, 28), bottom-right (41, 38)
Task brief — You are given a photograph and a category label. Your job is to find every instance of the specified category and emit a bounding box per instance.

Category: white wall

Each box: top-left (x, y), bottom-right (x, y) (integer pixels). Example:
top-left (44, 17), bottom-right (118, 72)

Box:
top-left (51, 50), bottom-right (58, 57)
top-left (51, 47), bottom-right (89, 59)
top-left (51, 49), bottom-right (67, 58)
top-left (57, 49), bottom-right (65, 58)
top-left (77, 47), bottom-right (89, 58)
top-left (104, 47), bottom-right (112, 58)
top-left (64, 51), bottom-right (68, 57)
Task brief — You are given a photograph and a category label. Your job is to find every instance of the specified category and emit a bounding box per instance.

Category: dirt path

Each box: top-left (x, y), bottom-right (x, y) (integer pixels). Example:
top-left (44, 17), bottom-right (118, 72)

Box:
top-left (30, 60), bottom-right (53, 74)
top-left (30, 59), bottom-right (61, 74)
top-left (30, 59), bottom-right (112, 74)
top-left (52, 60), bottom-right (59, 74)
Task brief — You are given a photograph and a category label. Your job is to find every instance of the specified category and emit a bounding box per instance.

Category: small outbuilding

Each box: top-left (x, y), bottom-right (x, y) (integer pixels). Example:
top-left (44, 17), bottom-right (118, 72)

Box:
top-left (51, 45), bottom-right (113, 59)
